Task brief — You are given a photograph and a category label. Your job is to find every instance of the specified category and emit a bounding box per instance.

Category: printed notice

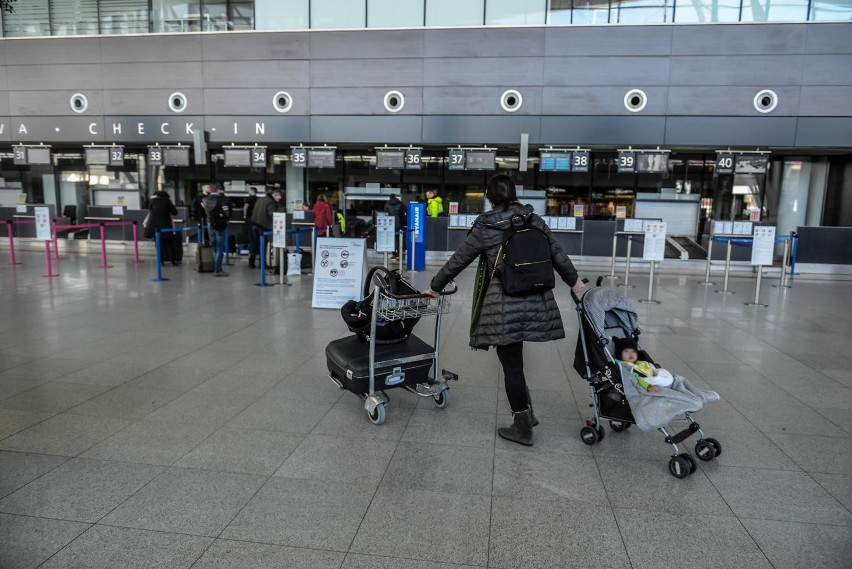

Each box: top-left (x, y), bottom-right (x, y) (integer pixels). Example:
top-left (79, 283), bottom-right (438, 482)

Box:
top-left (616, 205), bottom-right (627, 219)
top-left (573, 204), bottom-right (585, 217)
top-left (643, 221), bottom-right (666, 261)
top-left (312, 238), bottom-right (367, 309)
top-left (112, 206), bottom-right (123, 216)
top-left (35, 207), bottom-right (51, 241)
top-left (623, 219), bottom-right (644, 233)
top-left (272, 212), bottom-right (287, 248)
top-left (16, 204), bottom-right (27, 213)
top-left (751, 226), bottom-right (775, 266)
top-left (376, 215), bottom-right (395, 253)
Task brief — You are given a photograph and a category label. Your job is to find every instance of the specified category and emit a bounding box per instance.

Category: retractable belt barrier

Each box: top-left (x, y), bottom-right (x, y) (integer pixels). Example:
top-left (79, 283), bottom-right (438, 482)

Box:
top-left (51, 220), bottom-right (141, 268)
top-left (607, 232), bottom-right (645, 289)
top-left (152, 226), bottom-right (194, 282)
top-left (256, 227), bottom-right (312, 288)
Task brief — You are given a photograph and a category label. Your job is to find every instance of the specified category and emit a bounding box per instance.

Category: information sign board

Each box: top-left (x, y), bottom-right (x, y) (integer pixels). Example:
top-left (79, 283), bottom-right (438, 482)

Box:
top-left (16, 204), bottom-right (27, 213)
top-left (448, 149), bottom-right (465, 170)
top-left (308, 148), bottom-right (336, 168)
top-left (85, 147), bottom-right (110, 166)
top-left (376, 215), bottom-right (395, 253)
top-left (404, 148), bottom-right (422, 170)
top-left (636, 153), bottom-right (669, 173)
top-left (224, 148), bottom-right (251, 167)
top-left (272, 212), bottom-right (287, 248)
top-left (735, 154), bottom-right (769, 174)
top-left (643, 221), bottom-right (667, 261)
top-left (34, 207), bottom-right (51, 241)
top-left (250, 147), bottom-right (267, 168)
top-left (465, 150), bottom-right (496, 171)
top-left (623, 219), bottom-right (644, 232)
top-left (27, 147), bottom-right (52, 165)
top-left (572, 151), bottom-right (591, 173)
top-left (376, 148), bottom-right (405, 169)
top-left (751, 226), bottom-right (775, 265)
top-left (291, 147), bottom-right (307, 168)
top-left (109, 147), bottom-right (125, 167)
top-left (311, 238), bottom-right (367, 309)
top-left (163, 146), bottom-right (190, 167)
top-left (539, 151), bottom-right (571, 172)
top-left (573, 204), bottom-right (585, 217)
top-left (715, 152), bottom-right (735, 175)
top-left (148, 146), bottom-right (163, 166)
top-left (617, 151), bottom-right (635, 173)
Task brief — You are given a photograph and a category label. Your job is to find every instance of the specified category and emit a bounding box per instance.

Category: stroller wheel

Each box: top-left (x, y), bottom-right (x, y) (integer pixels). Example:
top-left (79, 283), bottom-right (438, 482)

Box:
top-left (695, 440), bottom-right (716, 462)
top-left (580, 426), bottom-right (599, 445)
top-left (609, 420), bottom-right (629, 432)
top-left (681, 453), bottom-right (698, 474)
top-left (704, 437), bottom-right (722, 458)
top-left (668, 455), bottom-right (691, 479)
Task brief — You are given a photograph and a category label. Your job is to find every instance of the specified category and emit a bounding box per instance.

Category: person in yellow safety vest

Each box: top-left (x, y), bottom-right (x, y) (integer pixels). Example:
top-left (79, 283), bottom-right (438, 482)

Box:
top-left (426, 189), bottom-right (444, 217)
top-left (336, 211), bottom-right (346, 235)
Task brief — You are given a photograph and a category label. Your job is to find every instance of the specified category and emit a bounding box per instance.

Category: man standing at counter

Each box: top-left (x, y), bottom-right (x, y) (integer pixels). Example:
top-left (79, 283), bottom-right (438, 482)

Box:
top-left (249, 189), bottom-right (283, 269)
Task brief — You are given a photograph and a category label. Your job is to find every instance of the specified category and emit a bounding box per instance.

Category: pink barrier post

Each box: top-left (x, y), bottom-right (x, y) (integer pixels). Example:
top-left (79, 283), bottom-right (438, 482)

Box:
top-left (7, 221), bottom-right (20, 265)
top-left (99, 224), bottom-right (112, 269)
top-left (131, 221), bottom-right (142, 263)
top-left (42, 241), bottom-right (58, 277)
top-left (52, 219), bottom-right (60, 260)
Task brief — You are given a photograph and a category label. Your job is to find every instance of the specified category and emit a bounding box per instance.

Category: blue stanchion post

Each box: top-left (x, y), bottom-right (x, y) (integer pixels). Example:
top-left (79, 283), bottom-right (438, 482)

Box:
top-left (255, 231), bottom-right (274, 287)
top-left (152, 229), bottom-right (166, 282)
top-left (224, 224), bottom-right (230, 267)
top-left (790, 234), bottom-right (798, 277)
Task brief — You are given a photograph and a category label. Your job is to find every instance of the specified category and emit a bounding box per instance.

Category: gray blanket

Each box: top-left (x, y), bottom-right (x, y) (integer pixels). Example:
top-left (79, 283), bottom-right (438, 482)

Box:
top-left (618, 363), bottom-right (720, 432)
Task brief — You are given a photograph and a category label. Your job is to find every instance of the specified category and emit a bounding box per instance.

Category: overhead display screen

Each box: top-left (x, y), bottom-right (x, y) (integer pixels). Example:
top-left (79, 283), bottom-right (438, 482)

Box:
top-left (465, 150), bottom-right (496, 171)
top-left (636, 153), bottom-right (669, 174)
top-left (735, 154), bottom-right (769, 174)
top-left (85, 147), bottom-right (110, 166)
top-left (224, 148), bottom-right (251, 167)
top-left (26, 147), bottom-right (52, 165)
top-left (375, 149), bottom-right (405, 169)
top-left (163, 146), bottom-right (190, 167)
top-left (308, 148), bottom-right (336, 168)
top-left (539, 151), bottom-right (571, 172)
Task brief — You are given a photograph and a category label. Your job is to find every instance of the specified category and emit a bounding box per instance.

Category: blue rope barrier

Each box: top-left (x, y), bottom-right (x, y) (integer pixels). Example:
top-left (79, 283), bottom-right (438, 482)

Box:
top-left (255, 231), bottom-right (274, 288)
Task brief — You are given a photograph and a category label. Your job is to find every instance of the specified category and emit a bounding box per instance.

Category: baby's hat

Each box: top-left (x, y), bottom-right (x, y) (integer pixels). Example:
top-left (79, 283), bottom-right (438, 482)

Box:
top-left (613, 337), bottom-right (639, 359)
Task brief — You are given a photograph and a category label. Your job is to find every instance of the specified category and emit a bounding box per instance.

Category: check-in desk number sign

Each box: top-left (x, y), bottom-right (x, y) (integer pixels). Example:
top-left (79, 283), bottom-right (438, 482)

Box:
top-left (617, 151), bottom-right (635, 173)
top-left (573, 151), bottom-right (591, 173)
top-left (292, 148), bottom-right (307, 168)
top-left (716, 153), bottom-right (735, 175)
top-left (148, 146), bottom-right (163, 166)
top-left (251, 148), bottom-right (266, 168)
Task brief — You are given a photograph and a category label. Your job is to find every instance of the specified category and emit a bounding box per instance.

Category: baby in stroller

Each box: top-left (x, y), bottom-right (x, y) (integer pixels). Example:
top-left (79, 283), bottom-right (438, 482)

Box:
top-left (574, 285), bottom-right (722, 478)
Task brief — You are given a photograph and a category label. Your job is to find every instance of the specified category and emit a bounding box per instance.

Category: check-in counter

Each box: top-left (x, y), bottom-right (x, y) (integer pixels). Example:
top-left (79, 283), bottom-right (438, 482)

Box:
top-left (796, 226), bottom-right (852, 265)
top-left (425, 216), bottom-right (449, 251)
top-left (1, 205), bottom-right (57, 238)
top-left (581, 219), bottom-right (616, 257)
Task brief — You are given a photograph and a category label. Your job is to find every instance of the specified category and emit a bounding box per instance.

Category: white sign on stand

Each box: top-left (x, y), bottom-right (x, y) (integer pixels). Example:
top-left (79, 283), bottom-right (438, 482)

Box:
top-left (376, 215), bottom-right (395, 253)
top-left (312, 238), bottom-right (367, 309)
top-left (643, 221), bottom-right (667, 261)
top-left (272, 212), bottom-right (287, 248)
top-left (34, 207), bottom-right (51, 241)
top-left (751, 226), bottom-right (775, 265)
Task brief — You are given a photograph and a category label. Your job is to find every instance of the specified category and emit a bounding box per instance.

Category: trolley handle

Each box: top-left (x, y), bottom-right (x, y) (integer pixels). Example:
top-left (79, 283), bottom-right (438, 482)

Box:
top-left (386, 282), bottom-right (458, 300)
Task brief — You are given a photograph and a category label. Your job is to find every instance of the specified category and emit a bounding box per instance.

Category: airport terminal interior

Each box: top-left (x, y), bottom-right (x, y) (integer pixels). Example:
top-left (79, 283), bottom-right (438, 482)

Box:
top-left (0, 251), bottom-right (851, 568)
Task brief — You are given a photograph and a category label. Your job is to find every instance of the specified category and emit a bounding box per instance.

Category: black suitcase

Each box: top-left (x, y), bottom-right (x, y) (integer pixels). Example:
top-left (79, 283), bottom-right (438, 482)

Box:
top-left (326, 334), bottom-right (434, 395)
top-left (159, 235), bottom-right (183, 265)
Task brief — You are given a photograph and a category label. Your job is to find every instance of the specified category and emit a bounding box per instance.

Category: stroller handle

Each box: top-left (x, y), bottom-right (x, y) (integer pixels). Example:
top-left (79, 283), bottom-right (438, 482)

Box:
top-left (387, 282), bottom-right (458, 300)
top-left (570, 277), bottom-right (592, 305)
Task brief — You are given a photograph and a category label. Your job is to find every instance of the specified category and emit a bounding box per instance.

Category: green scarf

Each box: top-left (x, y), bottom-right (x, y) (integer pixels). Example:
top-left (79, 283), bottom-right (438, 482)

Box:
top-left (470, 253), bottom-right (491, 337)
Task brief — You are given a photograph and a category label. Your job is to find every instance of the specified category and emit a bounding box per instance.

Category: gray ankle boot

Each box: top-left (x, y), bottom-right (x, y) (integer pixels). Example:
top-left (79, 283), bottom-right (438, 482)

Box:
top-left (497, 408), bottom-right (534, 446)
top-left (527, 388), bottom-right (539, 427)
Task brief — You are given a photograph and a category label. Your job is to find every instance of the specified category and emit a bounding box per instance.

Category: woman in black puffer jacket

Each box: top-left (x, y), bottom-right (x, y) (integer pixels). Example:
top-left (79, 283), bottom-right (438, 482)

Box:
top-left (426, 174), bottom-right (585, 446)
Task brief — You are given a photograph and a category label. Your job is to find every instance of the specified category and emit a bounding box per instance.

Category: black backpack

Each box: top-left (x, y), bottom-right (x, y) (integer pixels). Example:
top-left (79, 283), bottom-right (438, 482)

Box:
top-left (209, 196), bottom-right (229, 231)
top-left (494, 214), bottom-right (555, 296)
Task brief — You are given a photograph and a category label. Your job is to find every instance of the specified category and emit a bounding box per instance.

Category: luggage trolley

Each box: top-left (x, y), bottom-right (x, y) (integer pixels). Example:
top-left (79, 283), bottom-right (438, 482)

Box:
top-left (326, 269), bottom-right (458, 425)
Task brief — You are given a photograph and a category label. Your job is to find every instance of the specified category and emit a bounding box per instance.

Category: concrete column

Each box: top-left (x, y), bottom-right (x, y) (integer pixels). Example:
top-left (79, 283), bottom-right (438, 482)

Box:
top-left (806, 158), bottom-right (829, 227)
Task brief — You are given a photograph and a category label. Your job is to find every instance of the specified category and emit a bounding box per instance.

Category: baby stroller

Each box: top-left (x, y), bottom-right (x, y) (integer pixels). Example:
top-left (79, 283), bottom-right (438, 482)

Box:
top-left (572, 283), bottom-right (722, 479)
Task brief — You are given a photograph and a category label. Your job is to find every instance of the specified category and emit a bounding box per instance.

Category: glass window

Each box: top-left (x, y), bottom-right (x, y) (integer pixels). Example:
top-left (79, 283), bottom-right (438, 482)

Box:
top-left (368, 0), bottom-right (424, 27)
top-left (611, 0), bottom-right (673, 23)
top-left (547, 0), bottom-right (573, 24)
top-left (740, 0), bottom-right (809, 21)
top-left (571, 0), bottom-right (612, 24)
top-left (425, 0), bottom-right (484, 26)
top-left (153, 1), bottom-right (202, 32)
top-left (673, 0), bottom-right (740, 22)
top-left (49, 0), bottom-right (99, 35)
top-left (99, 0), bottom-right (150, 35)
top-left (311, 0), bottom-right (366, 28)
top-left (2, 0), bottom-right (49, 36)
top-left (256, 0), bottom-right (308, 30)
top-left (810, 0), bottom-right (852, 20)
top-left (229, 0), bottom-right (254, 30)
top-left (486, 0), bottom-right (546, 24)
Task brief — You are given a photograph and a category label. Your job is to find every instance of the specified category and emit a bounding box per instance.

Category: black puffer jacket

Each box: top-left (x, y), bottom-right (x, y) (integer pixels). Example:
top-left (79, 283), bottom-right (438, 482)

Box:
top-left (431, 203), bottom-right (579, 349)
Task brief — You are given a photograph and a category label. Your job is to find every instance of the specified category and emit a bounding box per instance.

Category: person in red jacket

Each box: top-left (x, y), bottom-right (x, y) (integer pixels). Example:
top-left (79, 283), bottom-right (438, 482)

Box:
top-left (313, 194), bottom-right (333, 236)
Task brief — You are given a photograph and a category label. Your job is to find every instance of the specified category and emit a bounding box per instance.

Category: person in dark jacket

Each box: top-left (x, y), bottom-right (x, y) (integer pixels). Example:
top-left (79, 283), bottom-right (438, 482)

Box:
top-left (249, 189), bottom-right (283, 268)
top-left (425, 174), bottom-right (585, 446)
top-left (383, 194), bottom-right (405, 259)
top-left (145, 190), bottom-right (179, 265)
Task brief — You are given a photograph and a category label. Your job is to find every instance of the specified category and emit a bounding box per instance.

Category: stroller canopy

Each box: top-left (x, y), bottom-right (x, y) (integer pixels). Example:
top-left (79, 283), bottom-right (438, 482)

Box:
top-left (580, 287), bottom-right (640, 340)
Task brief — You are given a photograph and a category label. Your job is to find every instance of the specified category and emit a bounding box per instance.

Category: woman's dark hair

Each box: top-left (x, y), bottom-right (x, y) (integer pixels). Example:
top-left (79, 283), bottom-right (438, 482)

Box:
top-left (485, 174), bottom-right (519, 211)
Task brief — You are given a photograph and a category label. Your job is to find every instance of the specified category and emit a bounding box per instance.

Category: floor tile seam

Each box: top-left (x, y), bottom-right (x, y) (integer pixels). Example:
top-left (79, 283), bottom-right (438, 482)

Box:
top-left (0, 410), bottom-right (63, 442)
top-left (734, 514), bottom-right (852, 529)
top-left (341, 551), bottom-right (485, 568)
top-left (804, 471), bottom-right (852, 519)
top-left (343, 400), bottom-right (417, 554)
top-left (0, 456), bottom-right (75, 502)
top-left (0, 510), bottom-right (94, 527)
top-left (19, 517), bottom-right (96, 569)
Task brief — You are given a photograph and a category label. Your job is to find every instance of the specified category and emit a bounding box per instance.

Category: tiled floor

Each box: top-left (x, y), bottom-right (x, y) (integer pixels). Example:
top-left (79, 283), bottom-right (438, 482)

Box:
top-left (1, 250), bottom-right (851, 568)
